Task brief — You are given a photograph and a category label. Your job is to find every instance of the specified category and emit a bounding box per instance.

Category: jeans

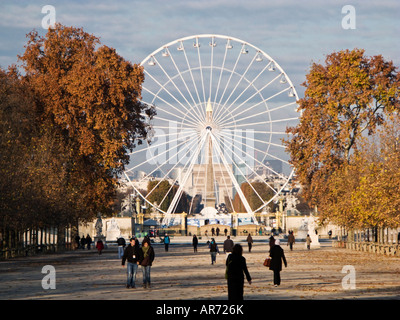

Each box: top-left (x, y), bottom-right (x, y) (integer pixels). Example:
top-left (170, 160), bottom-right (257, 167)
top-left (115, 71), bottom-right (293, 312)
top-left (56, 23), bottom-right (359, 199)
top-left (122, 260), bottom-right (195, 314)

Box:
top-left (142, 265), bottom-right (151, 285)
top-left (210, 252), bottom-right (217, 264)
top-left (118, 246), bottom-right (124, 259)
top-left (127, 262), bottom-right (138, 287)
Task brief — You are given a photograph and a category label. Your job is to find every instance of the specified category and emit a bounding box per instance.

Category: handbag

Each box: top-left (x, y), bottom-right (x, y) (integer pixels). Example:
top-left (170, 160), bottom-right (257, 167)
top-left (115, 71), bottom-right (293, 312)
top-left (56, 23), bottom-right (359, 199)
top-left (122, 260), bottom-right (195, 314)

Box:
top-left (263, 257), bottom-right (271, 267)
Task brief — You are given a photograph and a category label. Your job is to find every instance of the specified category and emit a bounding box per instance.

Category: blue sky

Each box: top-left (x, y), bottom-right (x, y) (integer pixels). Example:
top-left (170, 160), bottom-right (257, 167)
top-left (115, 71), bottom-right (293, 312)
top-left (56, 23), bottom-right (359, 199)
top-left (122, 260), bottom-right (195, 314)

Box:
top-left (0, 0), bottom-right (399, 98)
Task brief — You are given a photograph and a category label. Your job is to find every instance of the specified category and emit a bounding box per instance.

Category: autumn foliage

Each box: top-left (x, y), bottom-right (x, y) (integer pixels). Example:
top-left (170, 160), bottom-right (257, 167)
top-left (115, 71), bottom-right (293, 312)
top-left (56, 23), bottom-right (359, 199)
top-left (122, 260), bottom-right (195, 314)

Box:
top-left (0, 24), bottom-right (154, 235)
top-left (284, 49), bottom-right (400, 230)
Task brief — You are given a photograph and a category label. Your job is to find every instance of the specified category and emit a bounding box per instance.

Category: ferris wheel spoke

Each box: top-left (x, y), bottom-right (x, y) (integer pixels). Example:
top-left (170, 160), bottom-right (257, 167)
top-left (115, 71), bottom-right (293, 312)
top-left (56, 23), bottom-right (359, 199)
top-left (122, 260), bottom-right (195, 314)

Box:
top-left (142, 87), bottom-right (200, 125)
top-left (141, 101), bottom-right (199, 128)
top-left (181, 44), bottom-right (205, 119)
top-left (188, 142), bottom-right (207, 214)
top-left (144, 72), bottom-right (201, 125)
top-left (223, 131), bottom-right (290, 178)
top-left (151, 135), bottom-right (201, 210)
top-left (196, 40), bottom-right (207, 103)
top-left (214, 51), bottom-right (258, 121)
top-left (166, 48), bottom-right (206, 121)
top-left (152, 56), bottom-right (203, 122)
top-left (145, 137), bottom-right (197, 200)
top-left (126, 129), bottom-right (195, 158)
top-left (166, 131), bottom-right (209, 214)
top-left (222, 116), bottom-right (299, 129)
top-left (126, 131), bottom-right (197, 174)
top-left (214, 61), bottom-right (273, 123)
top-left (216, 72), bottom-right (282, 124)
top-left (214, 44), bottom-right (244, 118)
top-left (210, 133), bottom-right (253, 214)
top-left (214, 156), bottom-right (235, 213)
top-left (213, 133), bottom-right (279, 195)
top-left (212, 39), bottom-right (229, 111)
top-left (213, 134), bottom-right (271, 205)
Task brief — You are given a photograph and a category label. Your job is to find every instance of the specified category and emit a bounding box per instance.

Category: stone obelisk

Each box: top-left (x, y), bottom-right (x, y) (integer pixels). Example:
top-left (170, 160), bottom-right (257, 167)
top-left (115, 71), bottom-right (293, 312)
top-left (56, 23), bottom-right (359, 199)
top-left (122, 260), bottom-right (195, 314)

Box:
top-left (204, 98), bottom-right (216, 208)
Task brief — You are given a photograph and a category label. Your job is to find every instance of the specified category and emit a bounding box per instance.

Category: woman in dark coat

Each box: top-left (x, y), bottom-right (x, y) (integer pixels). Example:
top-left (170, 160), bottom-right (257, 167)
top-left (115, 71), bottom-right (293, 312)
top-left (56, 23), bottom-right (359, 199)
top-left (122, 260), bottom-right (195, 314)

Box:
top-left (269, 239), bottom-right (287, 287)
top-left (139, 238), bottom-right (155, 289)
top-left (226, 244), bottom-right (252, 301)
top-left (192, 235), bottom-right (198, 253)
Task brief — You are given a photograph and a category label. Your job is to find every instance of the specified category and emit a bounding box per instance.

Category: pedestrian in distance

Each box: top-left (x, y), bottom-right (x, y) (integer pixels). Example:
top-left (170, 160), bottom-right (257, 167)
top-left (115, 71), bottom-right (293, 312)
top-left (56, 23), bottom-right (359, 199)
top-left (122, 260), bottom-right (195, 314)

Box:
top-left (216, 227), bottom-right (220, 236)
top-left (287, 231), bottom-right (295, 251)
top-left (209, 238), bottom-right (220, 265)
top-left (211, 227), bottom-right (215, 237)
top-left (80, 236), bottom-right (86, 250)
top-left (122, 237), bottom-right (141, 289)
top-left (225, 244), bottom-right (252, 301)
top-left (205, 230), bottom-right (208, 239)
top-left (86, 234), bottom-right (92, 250)
top-left (117, 236), bottom-right (126, 259)
top-left (139, 238), bottom-right (155, 289)
top-left (164, 233), bottom-right (170, 252)
top-left (246, 233), bottom-right (253, 253)
top-left (269, 239), bottom-right (287, 287)
top-left (306, 234), bottom-right (312, 250)
top-left (74, 235), bottom-right (80, 250)
top-left (224, 228), bottom-right (228, 237)
top-left (192, 234), bottom-right (198, 253)
top-left (96, 239), bottom-right (104, 255)
top-left (223, 235), bottom-right (234, 254)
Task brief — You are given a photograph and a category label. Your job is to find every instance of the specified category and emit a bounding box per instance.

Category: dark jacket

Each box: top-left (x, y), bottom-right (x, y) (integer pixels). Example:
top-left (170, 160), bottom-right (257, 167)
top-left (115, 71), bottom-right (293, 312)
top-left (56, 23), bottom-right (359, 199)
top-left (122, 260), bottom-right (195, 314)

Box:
top-left (223, 239), bottom-right (234, 252)
top-left (139, 245), bottom-right (155, 267)
top-left (288, 234), bottom-right (295, 244)
top-left (122, 244), bottom-right (142, 265)
top-left (209, 241), bottom-right (219, 253)
top-left (117, 237), bottom-right (126, 246)
top-left (269, 245), bottom-right (287, 271)
top-left (226, 253), bottom-right (251, 282)
top-left (192, 236), bottom-right (198, 246)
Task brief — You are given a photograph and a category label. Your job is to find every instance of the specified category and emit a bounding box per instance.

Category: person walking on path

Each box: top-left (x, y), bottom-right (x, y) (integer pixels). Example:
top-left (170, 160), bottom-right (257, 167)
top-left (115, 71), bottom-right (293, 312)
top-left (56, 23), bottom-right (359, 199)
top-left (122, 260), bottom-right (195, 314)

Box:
top-left (269, 239), bottom-right (287, 287)
top-left (192, 235), bottom-right (198, 253)
top-left (226, 244), bottom-right (252, 301)
top-left (223, 235), bottom-right (234, 254)
top-left (163, 233), bottom-right (170, 252)
top-left (139, 238), bottom-right (155, 289)
top-left (211, 227), bottom-right (215, 237)
top-left (80, 236), bottom-right (86, 250)
top-left (205, 230), bottom-right (209, 239)
top-left (287, 231), bottom-right (295, 251)
top-left (209, 238), bottom-right (220, 265)
top-left (117, 236), bottom-right (126, 259)
top-left (306, 234), bottom-right (312, 250)
top-left (121, 237), bottom-right (141, 289)
top-left (269, 235), bottom-right (275, 249)
top-left (246, 233), bottom-right (253, 253)
top-left (216, 227), bottom-right (220, 236)
top-left (224, 228), bottom-right (228, 237)
top-left (86, 234), bottom-right (92, 250)
top-left (74, 235), bottom-right (81, 250)
top-left (95, 239), bottom-right (104, 255)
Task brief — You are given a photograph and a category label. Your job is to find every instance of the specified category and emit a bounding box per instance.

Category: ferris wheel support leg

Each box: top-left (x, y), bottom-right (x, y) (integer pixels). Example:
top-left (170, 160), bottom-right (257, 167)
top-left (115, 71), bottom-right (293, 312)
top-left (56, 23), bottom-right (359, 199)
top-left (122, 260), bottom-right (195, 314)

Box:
top-left (166, 131), bottom-right (209, 215)
top-left (210, 134), bottom-right (257, 225)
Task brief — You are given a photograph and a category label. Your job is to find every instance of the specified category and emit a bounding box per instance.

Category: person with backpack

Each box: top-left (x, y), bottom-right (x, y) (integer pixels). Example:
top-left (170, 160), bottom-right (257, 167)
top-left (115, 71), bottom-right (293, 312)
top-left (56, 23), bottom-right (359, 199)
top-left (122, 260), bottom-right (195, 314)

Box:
top-left (164, 233), bottom-right (170, 252)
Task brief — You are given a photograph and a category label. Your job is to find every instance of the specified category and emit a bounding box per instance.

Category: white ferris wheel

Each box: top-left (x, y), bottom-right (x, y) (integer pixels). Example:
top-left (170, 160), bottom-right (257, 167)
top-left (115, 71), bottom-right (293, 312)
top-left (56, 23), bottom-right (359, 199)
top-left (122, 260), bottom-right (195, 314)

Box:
top-left (124, 34), bottom-right (300, 225)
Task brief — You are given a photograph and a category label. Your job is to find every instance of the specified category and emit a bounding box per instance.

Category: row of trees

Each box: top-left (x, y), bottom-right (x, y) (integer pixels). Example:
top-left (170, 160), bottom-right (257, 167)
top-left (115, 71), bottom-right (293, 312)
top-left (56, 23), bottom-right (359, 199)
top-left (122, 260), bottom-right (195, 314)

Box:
top-left (284, 49), bottom-right (400, 232)
top-left (0, 24), bottom-right (155, 247)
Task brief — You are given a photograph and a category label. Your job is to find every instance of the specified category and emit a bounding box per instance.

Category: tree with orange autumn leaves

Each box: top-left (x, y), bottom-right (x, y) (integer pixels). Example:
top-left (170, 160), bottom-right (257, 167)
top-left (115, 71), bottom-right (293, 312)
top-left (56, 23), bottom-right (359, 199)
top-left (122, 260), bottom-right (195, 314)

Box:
top-left (1, 24), bottom-right (155, 236)
top-left (284, 49), bottom-right (400, 231)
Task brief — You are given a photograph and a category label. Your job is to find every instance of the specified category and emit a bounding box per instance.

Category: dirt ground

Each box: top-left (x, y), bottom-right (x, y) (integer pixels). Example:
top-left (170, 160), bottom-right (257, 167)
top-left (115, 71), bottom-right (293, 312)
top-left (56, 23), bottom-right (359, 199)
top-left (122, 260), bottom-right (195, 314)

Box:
top-left (1, 236), bottom-right (399, 300)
